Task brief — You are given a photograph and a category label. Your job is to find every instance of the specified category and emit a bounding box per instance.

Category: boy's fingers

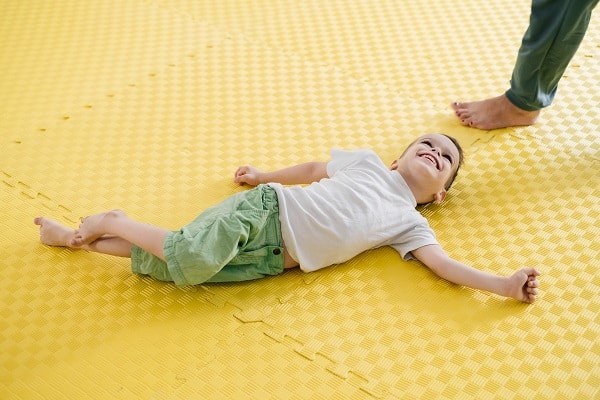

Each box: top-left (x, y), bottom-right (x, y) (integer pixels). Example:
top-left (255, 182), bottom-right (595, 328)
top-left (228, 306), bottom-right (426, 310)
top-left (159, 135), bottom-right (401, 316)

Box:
top-left (527, 287), bottom-right (538, 294)
top-left (522, 267), bottom-right (541, 277)
top-left (528, 294), bottom-right (536, 303)
top-left (527, 279), bottom-right (538, 287)
top-left (234, 166), bottom-right (248, 176)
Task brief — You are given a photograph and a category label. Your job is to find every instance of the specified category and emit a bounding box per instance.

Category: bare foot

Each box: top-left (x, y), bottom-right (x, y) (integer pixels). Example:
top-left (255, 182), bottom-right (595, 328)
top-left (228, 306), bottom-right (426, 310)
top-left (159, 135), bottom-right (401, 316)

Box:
top-left (71, 210), bottom-right (126, 247)
top-left (451, 94), bottom-right (540, 130)
top-left (34, 217), bottom-right (77, 247)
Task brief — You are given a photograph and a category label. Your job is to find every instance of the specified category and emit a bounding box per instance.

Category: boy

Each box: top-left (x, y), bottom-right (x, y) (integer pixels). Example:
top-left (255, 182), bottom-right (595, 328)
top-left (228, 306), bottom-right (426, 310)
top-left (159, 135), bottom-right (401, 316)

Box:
top-left (34, 133), bottom-right (540, 303)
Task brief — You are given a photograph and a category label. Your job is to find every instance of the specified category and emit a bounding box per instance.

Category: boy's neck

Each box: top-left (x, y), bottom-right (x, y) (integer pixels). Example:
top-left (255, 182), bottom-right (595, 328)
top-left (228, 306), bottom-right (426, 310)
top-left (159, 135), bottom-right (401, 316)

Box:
top-left (397, 170), bottom-right (434, 205)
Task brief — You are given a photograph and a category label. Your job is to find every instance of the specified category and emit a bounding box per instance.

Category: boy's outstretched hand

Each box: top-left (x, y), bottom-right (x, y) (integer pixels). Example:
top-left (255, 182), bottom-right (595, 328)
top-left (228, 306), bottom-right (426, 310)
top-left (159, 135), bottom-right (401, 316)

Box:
top-left (234, 166), bottom-right (264, 186)
top-left (507, 268), bottom-right (541, 303)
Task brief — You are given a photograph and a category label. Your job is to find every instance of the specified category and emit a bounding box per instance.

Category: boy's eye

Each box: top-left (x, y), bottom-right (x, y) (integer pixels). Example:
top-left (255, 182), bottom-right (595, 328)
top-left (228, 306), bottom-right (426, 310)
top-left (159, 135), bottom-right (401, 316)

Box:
top-left (421, 139), bottom-right (453, 164)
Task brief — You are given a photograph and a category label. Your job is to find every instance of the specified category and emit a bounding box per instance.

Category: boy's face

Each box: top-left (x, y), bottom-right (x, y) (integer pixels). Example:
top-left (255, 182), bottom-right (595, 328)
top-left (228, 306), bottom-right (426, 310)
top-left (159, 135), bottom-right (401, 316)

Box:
top-left (390, 134), bottom-right (461, 204)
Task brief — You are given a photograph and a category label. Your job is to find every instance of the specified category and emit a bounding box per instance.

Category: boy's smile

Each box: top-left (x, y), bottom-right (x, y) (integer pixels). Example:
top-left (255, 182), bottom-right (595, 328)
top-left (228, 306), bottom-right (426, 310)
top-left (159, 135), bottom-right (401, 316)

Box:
top-left (419, 152), bottom-right (441, 170)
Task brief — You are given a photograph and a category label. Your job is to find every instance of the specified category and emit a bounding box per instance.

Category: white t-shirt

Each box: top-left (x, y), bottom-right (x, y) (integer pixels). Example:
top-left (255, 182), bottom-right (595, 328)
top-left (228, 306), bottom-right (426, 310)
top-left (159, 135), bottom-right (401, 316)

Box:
top-left (268, 149), bottom-right (438, 272)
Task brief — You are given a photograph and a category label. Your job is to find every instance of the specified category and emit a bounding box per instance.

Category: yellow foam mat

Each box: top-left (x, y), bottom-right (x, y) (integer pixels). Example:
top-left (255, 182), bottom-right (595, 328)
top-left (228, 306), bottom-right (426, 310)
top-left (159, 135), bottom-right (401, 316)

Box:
top-left (1, 0), bottom-right (598, 398)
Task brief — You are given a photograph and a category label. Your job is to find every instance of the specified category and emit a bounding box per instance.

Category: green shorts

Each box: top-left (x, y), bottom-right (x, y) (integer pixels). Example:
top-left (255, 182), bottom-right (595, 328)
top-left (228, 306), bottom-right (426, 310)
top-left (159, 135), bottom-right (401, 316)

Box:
top-left (131, 185), bottom-right (285, 286)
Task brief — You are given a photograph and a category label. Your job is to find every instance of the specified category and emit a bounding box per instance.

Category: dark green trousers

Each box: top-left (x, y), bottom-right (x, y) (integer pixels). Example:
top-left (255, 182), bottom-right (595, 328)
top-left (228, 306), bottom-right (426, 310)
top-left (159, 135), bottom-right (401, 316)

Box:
top-left (506, 0), bottom-right (598, 111)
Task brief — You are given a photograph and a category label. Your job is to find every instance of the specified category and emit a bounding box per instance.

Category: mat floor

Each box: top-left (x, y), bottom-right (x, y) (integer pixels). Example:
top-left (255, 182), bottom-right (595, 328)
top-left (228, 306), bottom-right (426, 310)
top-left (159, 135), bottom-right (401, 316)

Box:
top-left (1, 1), bottom-right (598, 399)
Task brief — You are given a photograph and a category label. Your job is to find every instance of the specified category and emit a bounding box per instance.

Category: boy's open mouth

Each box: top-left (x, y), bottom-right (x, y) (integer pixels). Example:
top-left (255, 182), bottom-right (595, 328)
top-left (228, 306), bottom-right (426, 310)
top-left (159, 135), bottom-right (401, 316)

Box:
top-left (420, 153), bottom-right (440, 170)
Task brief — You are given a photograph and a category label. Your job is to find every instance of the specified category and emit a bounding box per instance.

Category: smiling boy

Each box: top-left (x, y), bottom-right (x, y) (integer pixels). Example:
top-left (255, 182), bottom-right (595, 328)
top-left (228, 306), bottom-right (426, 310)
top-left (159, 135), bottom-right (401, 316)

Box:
top-left (34, 133), bottom-right (540, 303)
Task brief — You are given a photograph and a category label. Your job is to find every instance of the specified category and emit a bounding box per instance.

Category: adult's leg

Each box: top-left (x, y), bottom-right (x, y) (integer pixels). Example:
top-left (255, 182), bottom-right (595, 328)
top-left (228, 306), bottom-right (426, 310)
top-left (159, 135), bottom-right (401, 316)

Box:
top-left (508, 0), bottom-right (599, 111)
top-left (452, 0), bottom-right (598, 129)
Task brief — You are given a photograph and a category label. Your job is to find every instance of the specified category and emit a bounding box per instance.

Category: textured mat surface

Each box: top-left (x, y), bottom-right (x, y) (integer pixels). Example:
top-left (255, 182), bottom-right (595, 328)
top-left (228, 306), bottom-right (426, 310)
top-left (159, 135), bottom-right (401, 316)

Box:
top-left (1, 0), bottom-right (599, 399)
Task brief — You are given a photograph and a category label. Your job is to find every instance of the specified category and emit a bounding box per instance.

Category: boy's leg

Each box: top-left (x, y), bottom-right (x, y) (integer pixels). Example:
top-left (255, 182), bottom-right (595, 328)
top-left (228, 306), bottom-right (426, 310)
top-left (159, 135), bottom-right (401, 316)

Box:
top-left (34, 216), bottom-right (136, 257)
top-left (72, 210), bottom-right (169, 261)
top-left (85, 236), bottom-right (135, 257)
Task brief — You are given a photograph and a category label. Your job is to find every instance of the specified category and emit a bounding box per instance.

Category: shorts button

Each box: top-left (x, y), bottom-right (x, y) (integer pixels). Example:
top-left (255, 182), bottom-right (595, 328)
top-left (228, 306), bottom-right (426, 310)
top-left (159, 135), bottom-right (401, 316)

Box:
top-left (272, 248), bottom-right (281, 255)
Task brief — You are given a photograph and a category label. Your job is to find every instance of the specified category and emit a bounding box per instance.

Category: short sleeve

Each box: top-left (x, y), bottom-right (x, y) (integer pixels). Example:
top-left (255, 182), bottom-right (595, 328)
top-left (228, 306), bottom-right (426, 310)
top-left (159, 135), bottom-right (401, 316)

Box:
top-left (327, 149), bottom-right (377, 177)
top-left (389, 221), bottom-right (438, 261)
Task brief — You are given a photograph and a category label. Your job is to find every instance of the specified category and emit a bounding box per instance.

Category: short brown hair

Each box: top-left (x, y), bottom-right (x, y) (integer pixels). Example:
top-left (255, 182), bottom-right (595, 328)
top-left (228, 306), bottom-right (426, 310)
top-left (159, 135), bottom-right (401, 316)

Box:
top-left (442, 134), bottom-right (464, 190)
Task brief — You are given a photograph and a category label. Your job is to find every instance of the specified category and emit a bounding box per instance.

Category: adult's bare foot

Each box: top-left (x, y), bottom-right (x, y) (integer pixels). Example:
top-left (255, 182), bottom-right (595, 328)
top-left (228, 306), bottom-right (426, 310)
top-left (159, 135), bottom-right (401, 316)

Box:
top-left (71, 210), bottom-right (126, 247)
top-left (451, 94), bottom-right (540, 130)
top-left (34, 217), bottom-right (77, 247)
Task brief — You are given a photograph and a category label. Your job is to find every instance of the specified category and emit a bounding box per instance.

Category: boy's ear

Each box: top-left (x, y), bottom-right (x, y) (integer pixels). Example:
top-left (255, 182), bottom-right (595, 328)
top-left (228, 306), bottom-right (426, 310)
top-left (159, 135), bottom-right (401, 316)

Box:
top-left (390, 159), bottom-right (398, 171)
top-left (433, 190), bottom-right (447, 204)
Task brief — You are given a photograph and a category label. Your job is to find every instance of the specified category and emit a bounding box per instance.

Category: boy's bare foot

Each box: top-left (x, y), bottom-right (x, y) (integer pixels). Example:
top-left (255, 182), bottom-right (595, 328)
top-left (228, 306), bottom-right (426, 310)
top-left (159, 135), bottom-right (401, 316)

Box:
top-left (71, 210), bottom-right (126, 247)
top-left (451, 94), bottom-right (540, 130)
top-left (34, 217), bottom-right (77, 247)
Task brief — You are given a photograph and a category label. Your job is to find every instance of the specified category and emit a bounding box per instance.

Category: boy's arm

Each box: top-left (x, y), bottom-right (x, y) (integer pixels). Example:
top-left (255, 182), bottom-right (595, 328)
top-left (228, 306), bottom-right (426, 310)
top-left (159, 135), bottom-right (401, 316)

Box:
top-left (234, 162), bottom-right (329, 186)
top-left (412, 244), bottom-right (540, 303)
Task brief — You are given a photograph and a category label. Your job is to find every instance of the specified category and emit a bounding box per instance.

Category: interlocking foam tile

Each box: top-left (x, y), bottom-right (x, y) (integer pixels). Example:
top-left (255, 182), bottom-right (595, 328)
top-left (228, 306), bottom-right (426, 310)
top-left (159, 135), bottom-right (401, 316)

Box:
top-left (1, 0), bottom-right (599, 399)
